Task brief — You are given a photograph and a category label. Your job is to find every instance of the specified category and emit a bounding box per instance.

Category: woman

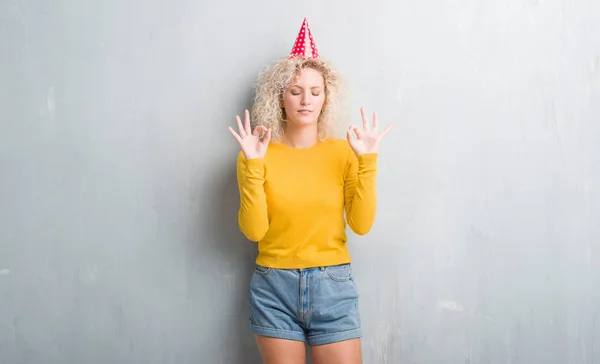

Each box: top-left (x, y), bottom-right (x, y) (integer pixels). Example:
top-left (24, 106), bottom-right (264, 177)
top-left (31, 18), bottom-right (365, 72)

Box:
top-left (228, 18), bottom-right (392, 364)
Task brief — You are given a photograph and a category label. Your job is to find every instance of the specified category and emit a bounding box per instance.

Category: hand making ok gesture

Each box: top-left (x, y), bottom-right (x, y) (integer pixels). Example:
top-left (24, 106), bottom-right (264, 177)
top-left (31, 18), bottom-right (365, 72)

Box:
top-left (228, 109), bottom-right (271, 159)
top-left (346, 107), bottom-right (393, 155)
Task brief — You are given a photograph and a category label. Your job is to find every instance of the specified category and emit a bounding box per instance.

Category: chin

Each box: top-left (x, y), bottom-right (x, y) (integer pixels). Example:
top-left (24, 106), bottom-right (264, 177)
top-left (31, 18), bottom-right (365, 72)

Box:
top-left (292, 115), bottom-right (318, 125)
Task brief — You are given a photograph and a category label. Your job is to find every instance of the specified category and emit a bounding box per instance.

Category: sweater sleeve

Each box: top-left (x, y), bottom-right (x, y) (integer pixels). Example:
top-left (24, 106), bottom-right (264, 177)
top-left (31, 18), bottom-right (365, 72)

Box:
top-left (344, 150), bottom-right (378, 235)
top-left (236, 151), bottom-right (269, 241)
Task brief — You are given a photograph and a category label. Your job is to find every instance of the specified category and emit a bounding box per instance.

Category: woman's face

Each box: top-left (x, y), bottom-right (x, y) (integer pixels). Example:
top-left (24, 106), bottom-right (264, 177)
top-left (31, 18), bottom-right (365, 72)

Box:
top-left (281, 67), bottom-right (326, 126)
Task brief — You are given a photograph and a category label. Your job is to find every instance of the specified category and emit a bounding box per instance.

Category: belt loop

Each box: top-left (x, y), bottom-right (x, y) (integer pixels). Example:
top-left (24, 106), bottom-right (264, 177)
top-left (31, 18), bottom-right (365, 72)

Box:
top-left (320, 266), bottom-right (325, 271)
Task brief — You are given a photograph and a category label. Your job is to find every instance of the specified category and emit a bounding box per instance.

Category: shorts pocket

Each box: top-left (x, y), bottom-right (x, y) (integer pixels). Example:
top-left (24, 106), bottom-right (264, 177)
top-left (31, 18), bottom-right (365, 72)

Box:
top-left (325, 264), bottom-right (352, 282)
top-left (254, 264), bottom-right (272, 276)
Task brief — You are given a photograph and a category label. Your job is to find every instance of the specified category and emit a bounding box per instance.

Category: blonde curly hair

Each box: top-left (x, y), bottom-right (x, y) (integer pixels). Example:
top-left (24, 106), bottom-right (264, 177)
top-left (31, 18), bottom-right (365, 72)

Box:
top-left (250, 57), bottom-right (345, 142)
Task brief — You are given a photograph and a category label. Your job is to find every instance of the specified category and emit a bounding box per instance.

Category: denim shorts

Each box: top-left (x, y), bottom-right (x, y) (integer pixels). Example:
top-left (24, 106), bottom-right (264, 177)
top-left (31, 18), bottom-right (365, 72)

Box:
top-left (248, 263), bottom-right (361, 346)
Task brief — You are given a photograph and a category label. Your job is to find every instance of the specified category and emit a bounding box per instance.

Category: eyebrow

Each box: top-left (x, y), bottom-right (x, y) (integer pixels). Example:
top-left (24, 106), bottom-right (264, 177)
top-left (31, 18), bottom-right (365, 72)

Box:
top-left (290, 86), bottom-right (322, 90)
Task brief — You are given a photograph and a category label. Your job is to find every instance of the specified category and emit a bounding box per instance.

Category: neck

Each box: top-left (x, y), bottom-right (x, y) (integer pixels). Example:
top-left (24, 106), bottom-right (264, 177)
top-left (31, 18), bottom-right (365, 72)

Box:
top-left (282, 123), bottom-right (319, 148)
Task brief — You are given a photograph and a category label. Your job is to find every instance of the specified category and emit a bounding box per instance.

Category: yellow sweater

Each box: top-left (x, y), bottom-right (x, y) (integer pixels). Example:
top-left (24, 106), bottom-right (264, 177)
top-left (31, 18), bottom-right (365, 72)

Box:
top-left (236, 138), bottom-right (378, 269)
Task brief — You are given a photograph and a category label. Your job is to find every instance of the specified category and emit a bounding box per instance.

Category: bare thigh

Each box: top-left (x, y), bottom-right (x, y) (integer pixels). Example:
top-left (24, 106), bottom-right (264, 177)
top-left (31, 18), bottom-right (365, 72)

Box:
top-left (255, 335), bottom-right (306, 364)
top-left (310, 338), bottom-right (362, 364)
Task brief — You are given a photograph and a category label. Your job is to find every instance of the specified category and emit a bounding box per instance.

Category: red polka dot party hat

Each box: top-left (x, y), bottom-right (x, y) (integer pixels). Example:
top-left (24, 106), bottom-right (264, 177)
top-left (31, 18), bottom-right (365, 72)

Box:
top-left (289, 18), bottom-right (320, 59)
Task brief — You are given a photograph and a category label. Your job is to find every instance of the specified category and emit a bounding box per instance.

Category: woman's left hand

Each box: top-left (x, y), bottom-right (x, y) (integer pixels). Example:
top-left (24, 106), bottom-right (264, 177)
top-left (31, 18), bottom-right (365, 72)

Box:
top-left (346, 107), bottom-right (393, 155)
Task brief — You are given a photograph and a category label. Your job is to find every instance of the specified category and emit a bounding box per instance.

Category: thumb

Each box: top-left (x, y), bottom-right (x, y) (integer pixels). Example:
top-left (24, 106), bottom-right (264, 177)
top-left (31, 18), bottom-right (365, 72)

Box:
top-left (346, 129), bottom-right (354, 144)
top-left (349, 125), bottom-right (364, 139)
top-left (253, 125), bottom-right (267, 137)
top-left (263, 128), bottom-right (272, 145)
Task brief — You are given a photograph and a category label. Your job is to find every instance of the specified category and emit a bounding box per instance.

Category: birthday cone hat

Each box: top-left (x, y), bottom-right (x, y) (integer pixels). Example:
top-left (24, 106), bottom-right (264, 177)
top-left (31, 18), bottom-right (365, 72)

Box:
top-left (289, 18), bottom-right (320, 58)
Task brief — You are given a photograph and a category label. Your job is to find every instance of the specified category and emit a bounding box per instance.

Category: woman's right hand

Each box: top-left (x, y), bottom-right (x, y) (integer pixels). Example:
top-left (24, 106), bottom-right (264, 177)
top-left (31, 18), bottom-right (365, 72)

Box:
top-left (228, 109), bottom-right (271, 159)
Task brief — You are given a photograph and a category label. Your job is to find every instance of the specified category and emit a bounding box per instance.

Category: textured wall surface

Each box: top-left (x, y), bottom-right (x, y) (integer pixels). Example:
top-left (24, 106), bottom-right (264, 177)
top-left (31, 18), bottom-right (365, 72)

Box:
top-left (1, 0), bottom-right (599, 363)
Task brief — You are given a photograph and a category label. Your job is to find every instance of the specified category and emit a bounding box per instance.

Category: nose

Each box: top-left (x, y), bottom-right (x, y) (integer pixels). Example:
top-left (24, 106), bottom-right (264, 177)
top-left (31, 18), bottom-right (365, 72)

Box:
top-left (301, 91), bottom-right (311, 106)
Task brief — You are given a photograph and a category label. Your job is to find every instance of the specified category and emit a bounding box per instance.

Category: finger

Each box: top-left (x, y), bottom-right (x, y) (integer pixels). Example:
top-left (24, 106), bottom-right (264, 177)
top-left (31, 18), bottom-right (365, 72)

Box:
top-left (262, 128), bottom-right (272, 144)
top-left (350, 125), bottom-right (364, 139)
top-left (360, 107), bottom-right (370, 132)
top-left (347, 125), bottom-right (355, 140)
top-left (380, 123), bottom-right (393, 138)
top-left (373, 112), bottom-right (378, 132)
top-left (346, 129), bottom-right (354, 144)
top-left (253, 125), bottom-right (267, 137)
top-left (236, 115), bottom-right (246, 137)
top-left (244, 109), bottom-right (251, 135)
top-left (228, 126), bottom-right (243, 144)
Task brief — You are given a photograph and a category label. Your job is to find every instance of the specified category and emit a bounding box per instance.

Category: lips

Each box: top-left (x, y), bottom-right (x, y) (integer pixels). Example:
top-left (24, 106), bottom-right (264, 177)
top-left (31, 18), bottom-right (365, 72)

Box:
top-left (298, 109), bottom-right (312, 114)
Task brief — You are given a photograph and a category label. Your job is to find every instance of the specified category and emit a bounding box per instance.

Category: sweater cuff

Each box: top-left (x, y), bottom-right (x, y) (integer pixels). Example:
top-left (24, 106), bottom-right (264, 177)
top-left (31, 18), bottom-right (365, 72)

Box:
top-left (357, 153), bottom-right (378, 166)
